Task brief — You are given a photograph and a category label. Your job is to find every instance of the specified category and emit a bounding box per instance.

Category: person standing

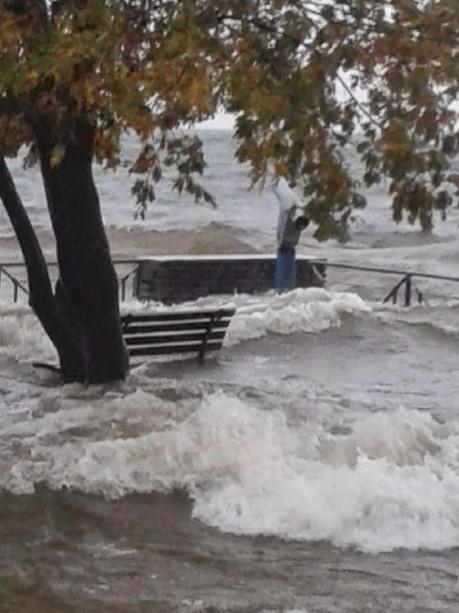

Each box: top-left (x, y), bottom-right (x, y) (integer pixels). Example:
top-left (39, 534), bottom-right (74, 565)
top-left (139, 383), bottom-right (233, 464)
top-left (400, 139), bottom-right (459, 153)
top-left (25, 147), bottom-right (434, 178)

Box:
top-left (272, 177), bottom-right (310, 293)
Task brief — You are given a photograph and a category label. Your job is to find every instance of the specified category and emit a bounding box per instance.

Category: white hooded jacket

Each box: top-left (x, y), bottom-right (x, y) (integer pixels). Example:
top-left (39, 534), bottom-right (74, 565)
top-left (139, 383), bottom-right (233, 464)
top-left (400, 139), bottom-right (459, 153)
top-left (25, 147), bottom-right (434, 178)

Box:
top-left (272, 177), bottom-right (305, 249)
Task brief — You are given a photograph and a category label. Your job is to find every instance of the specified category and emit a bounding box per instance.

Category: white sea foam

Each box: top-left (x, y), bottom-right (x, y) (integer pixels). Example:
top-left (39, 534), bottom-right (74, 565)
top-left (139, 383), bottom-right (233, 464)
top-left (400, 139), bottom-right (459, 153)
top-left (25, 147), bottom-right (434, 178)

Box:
top-left (224, 288), bottom-right (371, 345)
top-left (185, 396), bottom-right (459, 553)
top-left (1, 382), bottom-right (459, 553)
top-left (0, 306), bottom-right (55, 361)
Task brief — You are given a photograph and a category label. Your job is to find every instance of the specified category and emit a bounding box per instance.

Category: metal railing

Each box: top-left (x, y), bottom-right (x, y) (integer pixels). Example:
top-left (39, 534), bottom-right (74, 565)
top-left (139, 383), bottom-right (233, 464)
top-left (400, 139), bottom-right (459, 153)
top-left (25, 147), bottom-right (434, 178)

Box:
top-left (0, 264), bottom-right (29, 302)
top-left (325, 262), bottom-right (459, 306)
top-left (118, 265), bottom-right (139, 302)
top-left (1, 258), bottom-right (457, 307)
top-left (0, 259), bottom-right (140, 304)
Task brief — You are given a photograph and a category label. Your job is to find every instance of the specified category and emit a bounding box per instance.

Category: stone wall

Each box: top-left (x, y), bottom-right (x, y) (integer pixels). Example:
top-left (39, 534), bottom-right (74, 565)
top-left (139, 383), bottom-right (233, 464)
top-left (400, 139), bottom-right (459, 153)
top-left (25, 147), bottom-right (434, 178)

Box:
top-left (134, 256), bottom-right (326, 304)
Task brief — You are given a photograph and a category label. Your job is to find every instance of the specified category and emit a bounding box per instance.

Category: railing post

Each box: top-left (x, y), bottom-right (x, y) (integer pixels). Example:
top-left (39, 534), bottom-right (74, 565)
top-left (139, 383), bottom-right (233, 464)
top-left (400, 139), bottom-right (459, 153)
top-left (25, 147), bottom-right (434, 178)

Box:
top-left (404, 274), bottom-right (412, 307)
top-left (133, 264), bottom-right (139, 298)
top-left (116, 265), bottom-right (139, 303)
top-left (416, 287), bottom-right (424, 305)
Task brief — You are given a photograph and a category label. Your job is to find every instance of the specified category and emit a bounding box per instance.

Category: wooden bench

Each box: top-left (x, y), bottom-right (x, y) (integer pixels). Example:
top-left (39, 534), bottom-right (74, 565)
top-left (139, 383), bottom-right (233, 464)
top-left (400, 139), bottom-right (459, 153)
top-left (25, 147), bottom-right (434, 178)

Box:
top-left (121, 305), bottom-right (236, 363)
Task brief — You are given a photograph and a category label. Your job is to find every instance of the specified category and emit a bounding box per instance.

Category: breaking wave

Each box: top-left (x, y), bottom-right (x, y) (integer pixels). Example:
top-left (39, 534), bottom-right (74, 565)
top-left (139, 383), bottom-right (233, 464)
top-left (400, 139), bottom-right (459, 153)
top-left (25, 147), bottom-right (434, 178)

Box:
top-left (1, 385), bottom-right (459, 553)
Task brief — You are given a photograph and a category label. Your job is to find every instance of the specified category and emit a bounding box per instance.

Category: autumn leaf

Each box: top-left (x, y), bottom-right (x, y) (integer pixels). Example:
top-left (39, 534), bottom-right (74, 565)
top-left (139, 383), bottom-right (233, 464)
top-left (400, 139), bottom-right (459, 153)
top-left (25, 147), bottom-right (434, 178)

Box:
top-left (50, 144), bottom-right (66, 168)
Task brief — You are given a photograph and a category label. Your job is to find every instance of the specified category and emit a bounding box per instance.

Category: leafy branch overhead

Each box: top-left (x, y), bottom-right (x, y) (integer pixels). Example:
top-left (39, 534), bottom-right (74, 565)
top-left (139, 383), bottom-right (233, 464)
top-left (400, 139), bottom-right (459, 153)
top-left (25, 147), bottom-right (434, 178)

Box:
top-left (1, 0), bottom-right (458, 239)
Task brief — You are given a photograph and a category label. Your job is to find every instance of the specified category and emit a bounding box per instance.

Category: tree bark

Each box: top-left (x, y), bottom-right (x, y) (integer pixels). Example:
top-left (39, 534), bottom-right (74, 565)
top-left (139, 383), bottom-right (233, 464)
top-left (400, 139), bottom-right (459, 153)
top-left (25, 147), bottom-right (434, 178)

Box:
top-left (0, 155), bottom-right (86, 382)
top-left (34, 118), bottom-right (129, 383)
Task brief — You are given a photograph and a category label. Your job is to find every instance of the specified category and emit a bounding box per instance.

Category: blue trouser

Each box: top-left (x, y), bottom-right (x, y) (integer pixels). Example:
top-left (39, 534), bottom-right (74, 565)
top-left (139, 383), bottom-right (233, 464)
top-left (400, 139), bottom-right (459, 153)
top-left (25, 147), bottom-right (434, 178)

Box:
top-left (275, 247), bottom-right (296, 293)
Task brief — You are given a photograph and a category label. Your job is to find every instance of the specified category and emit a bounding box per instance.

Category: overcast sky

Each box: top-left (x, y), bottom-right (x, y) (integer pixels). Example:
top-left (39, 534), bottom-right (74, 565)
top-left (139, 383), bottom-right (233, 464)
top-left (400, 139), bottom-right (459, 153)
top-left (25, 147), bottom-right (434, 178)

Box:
top-left (198, 112), bottom-right (235, 130)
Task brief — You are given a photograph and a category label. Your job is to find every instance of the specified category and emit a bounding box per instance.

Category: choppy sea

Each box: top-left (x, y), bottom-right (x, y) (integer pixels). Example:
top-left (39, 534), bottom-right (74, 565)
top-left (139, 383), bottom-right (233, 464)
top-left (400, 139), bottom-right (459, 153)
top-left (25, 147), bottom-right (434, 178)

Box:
top-left (0, 130), bottom-right (459, 612)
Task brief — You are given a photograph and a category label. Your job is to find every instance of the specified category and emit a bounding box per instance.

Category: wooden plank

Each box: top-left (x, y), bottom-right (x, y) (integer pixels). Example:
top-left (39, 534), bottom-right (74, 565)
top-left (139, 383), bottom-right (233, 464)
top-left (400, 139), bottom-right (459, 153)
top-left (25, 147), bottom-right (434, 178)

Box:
top-left (123, 319), bottom-right (231, 335)
top-left (121, 308), bottom-right (235, 324)
top-left (125, 330), bottom-right (226, 346)
top-left (128, 340), bottom-right (224, 357)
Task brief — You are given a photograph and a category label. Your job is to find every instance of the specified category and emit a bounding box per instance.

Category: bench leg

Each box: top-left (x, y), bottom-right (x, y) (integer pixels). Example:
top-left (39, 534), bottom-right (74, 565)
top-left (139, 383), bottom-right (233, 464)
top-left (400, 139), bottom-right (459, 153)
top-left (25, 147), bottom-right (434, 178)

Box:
top-left (198, 312), bottom-right (223, 363)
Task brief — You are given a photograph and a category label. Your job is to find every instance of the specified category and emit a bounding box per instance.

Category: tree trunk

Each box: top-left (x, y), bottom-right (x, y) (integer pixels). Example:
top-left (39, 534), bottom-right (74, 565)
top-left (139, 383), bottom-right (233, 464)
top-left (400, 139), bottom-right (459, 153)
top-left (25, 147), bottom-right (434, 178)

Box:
top-left (34, 118), bottom-right (129, 383)
top-left (0, 156), bottom-right (86, 382)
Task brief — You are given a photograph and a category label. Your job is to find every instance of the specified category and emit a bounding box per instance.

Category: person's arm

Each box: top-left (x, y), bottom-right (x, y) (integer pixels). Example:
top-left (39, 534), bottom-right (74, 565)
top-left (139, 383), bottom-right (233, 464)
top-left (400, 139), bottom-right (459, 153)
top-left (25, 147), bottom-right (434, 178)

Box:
top-left (277, 206), bottom-right (288, 246)
top-left (272, 177), bottom-right (303, 212)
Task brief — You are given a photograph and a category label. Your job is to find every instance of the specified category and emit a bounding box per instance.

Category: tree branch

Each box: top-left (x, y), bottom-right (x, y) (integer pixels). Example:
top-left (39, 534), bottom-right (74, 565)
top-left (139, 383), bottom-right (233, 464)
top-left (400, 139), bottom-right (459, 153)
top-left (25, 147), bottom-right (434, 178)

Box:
top-left (219, 13), bottom-right (385, 131)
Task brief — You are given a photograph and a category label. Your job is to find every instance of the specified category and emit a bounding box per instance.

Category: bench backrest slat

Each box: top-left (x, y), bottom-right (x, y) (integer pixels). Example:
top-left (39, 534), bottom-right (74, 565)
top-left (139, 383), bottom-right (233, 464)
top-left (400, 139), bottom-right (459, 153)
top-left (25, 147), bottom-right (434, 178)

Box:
top-left (124, 329), bottom-right (227, 346)
top-left (123, 319), bottom-right (231, 335)
top-left (128, 340), bottom-right (224, 357)
top-left (122, 308), bottom-right (235, 324)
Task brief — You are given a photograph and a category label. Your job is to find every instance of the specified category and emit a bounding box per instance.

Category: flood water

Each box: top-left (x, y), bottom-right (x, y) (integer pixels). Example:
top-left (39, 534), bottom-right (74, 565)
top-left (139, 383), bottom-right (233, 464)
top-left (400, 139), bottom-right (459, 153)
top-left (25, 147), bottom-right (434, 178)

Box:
top-left (0, 130), bottom-right (458, 611)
